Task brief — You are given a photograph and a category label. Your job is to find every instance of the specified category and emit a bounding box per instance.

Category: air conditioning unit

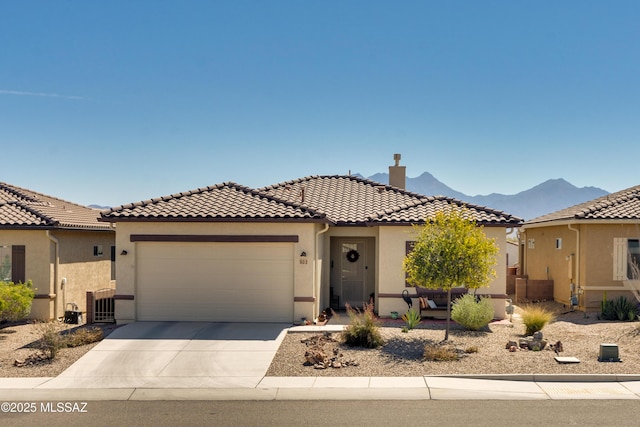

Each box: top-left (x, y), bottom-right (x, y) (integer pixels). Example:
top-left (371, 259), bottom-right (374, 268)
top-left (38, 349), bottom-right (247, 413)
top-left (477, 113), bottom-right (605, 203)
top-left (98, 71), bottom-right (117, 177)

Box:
top-left (598, 343), bottom-right (620, 362)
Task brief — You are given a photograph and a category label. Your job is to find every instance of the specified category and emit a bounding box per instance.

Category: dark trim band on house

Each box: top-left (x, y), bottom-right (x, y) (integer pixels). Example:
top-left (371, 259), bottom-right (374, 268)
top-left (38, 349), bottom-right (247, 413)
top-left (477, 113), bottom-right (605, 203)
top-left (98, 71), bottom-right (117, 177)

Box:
top-left (378, 292), bottom-right (508, 299)
top-left (130, 234), bottom-right (300, 243)
top-left (294, 296), bottom-right (315, 302)
top-left (114, 294), bottom-right (135, 300)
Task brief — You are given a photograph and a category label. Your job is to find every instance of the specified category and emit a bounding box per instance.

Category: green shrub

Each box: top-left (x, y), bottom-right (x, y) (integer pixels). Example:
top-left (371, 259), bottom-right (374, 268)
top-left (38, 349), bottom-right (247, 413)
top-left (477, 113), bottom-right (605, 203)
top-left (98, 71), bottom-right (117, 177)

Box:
top-left (520, 304), bottom-right (555, 336)
top-left (341, 303), bottom-right (384, 348)
top-left (600, 294), bottom-right (638, 321)
top-left (0, 280), bottom-right (35, 322)
top-left (401, 308), bottom-right (421, 330)
top-left (451, 294), bottom-right (494, 331)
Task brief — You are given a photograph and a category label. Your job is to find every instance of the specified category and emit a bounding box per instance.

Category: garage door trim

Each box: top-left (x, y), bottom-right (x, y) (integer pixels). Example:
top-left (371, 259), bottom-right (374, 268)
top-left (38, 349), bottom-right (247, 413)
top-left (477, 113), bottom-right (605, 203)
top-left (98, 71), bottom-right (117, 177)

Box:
top-left (130, 234), bottom-right (298, 243)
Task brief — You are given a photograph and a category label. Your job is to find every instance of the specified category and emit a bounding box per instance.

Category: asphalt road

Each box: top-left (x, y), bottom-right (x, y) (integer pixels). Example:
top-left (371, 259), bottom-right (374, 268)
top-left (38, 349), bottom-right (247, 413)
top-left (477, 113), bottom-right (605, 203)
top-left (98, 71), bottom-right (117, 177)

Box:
top-left (2, 400), bottom-right (640, 426)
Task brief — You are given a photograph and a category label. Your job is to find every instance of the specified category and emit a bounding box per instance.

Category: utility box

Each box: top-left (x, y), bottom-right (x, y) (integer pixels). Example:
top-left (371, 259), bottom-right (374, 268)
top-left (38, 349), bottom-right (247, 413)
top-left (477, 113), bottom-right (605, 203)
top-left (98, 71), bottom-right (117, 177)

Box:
top-left (598, 343), bottom-right (620, 362)
top-left (64, 303), bottom-right (82, 324)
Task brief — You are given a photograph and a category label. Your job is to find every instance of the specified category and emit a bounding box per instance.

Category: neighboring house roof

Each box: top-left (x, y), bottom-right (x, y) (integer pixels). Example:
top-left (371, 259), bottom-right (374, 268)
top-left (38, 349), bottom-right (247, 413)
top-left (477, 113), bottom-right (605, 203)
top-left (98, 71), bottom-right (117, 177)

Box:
top-left (100, 175), bottom-right (522, 227)
top-left (100, 182), bottom-right (326, 222)
top-left (0, 182), bottom-right (112, 231)
top-left (525, 185), bottom-right (640, 226)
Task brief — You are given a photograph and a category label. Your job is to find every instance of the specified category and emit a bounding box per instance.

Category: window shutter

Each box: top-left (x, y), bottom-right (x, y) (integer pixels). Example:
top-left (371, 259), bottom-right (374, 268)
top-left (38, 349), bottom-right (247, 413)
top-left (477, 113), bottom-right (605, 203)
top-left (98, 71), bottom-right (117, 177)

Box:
top-left (613, 238), bottom-right (627, 281)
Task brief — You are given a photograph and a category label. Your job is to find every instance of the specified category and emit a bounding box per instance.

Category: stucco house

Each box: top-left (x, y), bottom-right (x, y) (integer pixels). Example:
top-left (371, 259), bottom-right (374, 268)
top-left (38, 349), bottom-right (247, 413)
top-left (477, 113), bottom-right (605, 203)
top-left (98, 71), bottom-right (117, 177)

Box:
top-left (0, 182), bottom-right (115, 320)
top-left (520, 184), bottom-right (640, 311)
top-left (101, 164), bottom-right (522, 325)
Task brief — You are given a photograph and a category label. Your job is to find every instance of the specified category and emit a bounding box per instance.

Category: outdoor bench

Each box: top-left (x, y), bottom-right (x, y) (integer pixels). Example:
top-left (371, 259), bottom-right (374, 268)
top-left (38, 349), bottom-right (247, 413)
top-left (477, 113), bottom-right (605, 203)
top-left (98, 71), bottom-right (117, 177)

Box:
top-left (416, 288), bottom-right (468, 319)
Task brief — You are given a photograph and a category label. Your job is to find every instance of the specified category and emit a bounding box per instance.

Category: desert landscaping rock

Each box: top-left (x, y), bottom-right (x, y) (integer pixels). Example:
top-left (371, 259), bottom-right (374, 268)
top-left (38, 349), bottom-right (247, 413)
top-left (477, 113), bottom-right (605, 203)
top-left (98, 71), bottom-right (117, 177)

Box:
top-left (266, 305), bottom-right (640, 377)
top-left (3, 303), bottom-right (640, 379)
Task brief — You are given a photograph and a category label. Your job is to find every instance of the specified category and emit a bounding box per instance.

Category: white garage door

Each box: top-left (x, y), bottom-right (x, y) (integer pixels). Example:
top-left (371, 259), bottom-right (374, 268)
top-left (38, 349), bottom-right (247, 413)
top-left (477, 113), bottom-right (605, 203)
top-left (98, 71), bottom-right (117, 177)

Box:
top-left (136, 242), bottom-right (294, 322)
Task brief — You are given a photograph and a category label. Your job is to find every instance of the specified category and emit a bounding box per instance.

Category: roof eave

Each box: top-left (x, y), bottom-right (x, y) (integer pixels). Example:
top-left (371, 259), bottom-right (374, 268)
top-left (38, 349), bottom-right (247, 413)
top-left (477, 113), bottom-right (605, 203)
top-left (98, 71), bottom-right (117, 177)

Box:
top-left (98, 216), bottom-right (331, 224)
top-left (523, 218), bottom-right (640, 229)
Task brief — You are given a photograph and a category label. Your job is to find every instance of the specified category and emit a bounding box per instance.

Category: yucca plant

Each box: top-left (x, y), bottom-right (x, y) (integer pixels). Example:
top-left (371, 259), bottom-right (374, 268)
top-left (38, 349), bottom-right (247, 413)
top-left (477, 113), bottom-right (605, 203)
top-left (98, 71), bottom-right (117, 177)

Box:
top-left (520, 304), bottom-right (555, 336)
top-left (401, 308), bottom-right (421, 330)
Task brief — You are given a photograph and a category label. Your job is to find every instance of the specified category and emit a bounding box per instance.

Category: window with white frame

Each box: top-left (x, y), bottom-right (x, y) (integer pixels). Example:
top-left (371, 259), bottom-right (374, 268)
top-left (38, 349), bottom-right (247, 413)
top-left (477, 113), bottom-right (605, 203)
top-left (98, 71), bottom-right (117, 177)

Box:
top-left (613, 238), bottom-right (640, 280)
top-left (555, 238), bottom-right (562, 250)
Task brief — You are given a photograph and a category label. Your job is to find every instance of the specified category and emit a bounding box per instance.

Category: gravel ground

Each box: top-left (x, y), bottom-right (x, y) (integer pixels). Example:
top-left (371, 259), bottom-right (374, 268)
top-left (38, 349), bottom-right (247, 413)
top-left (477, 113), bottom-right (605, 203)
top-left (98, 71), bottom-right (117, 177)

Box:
top-left (265, 304), bottom-right (640, 377)
top-left (3, 303), bottom-right (640, 379)
top-left (0, 321), bottom-right (119, 378)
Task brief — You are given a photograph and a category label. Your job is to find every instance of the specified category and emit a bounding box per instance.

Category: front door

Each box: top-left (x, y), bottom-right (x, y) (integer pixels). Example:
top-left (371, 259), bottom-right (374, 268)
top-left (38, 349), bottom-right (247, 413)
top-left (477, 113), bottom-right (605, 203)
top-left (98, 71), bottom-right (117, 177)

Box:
top-left (332, 238), bottom-right (371, 308)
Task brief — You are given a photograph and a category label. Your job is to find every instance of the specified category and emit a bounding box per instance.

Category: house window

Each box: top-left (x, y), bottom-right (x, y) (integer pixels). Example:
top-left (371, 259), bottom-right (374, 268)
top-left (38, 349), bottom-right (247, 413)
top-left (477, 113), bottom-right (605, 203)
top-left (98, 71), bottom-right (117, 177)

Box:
top-left (555, 238), bottom-right (562, 250)
top-left (110, 246), bottom-right (116, 281)
top-left (405, 241), bottom-right (415, 287)
top-left (93, 245), bottom-right (103, 257)
top-left (613, 238), bottom-right (640, 280)
top-left (528, 239), bottom-right (535, 249)
top-left (628, 239), bottom-right (640, 280)
top-left (0, 245), bottom-right (11, 281)
top-left (0, 245), bottom-right (26, 283)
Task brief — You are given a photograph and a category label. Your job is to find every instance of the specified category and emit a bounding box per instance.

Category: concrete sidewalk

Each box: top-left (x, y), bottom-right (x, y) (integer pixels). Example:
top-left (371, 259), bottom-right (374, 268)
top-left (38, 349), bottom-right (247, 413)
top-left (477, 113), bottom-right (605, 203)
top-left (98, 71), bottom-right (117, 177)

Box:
top-left (2, 375), bottom-right (640, 401)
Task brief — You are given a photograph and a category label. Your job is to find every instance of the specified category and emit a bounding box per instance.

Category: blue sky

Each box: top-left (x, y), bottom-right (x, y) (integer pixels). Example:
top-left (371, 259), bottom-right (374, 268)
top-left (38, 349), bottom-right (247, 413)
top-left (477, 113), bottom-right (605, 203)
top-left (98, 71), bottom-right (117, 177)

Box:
top-left (2, 1), bottom-right (639, 207)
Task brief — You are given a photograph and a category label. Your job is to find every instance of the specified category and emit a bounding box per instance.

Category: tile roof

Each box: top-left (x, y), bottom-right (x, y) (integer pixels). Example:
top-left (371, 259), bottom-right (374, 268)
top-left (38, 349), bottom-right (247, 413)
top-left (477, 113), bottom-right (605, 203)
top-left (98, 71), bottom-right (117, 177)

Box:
top-left (368, 195), bottom-right (521, 226)
top-left (100, 175), bottom-right (522, 226)
top-left (259, 175), bottom-right (427, 224)
top-left (100, 182), bottom-right (326, 222)
top-left (525, 185), bottom-right (640, 225)
top-left (0, 182), bottom-right (111, 230)
top-left (260, 175), bottom-right (522, 226)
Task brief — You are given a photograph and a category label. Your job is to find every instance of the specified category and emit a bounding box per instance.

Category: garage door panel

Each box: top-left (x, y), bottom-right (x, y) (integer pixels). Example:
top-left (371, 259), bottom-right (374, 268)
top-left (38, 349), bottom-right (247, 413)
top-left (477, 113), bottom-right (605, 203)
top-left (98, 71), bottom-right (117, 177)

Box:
top-left (136, 242), bottom-right (294, 322)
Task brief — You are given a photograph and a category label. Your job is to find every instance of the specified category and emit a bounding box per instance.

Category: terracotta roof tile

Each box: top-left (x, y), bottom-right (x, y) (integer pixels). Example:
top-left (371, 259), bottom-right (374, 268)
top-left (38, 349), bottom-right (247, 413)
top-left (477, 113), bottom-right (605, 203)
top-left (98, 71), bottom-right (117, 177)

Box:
top-left (526, 185), bottom-right (640, 225)
top-left (101, 182), bottom-right (325, 221)
top-left (0, 182), bottom-right (111, 230)
top-left (368, 196), bottom-right (522, 225)
top-left (260, 175), bottom-right (522, 226)
top-left (259, 175), bottom-right (427, 224)
top-left (101, 175), bottom-right (521, 226)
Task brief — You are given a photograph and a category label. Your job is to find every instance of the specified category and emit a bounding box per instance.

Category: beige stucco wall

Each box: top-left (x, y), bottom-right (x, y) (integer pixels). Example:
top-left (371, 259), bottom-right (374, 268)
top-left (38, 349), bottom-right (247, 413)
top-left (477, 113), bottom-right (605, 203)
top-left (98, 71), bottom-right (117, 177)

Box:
top-left (113, 221), bottom-right (318, 324)
top-left (0, 230), bottom-right (53, 319)
top-left (522, 222), bottom-right (640, 310)
top-left (0, 229), bottom-right (115, 320)
top-left (520, 225), bottom-right (578, 306)
top-left (373, 225), bottom-right (508, 320)
top-left (55, 230), bottom-right (115, 317)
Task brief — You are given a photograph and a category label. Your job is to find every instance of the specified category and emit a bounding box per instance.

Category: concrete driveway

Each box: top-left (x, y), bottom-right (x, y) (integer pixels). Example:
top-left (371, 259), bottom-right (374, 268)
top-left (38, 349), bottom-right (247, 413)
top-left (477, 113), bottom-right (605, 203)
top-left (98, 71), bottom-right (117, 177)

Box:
top-left (41, 322), bottom-right (290, 389)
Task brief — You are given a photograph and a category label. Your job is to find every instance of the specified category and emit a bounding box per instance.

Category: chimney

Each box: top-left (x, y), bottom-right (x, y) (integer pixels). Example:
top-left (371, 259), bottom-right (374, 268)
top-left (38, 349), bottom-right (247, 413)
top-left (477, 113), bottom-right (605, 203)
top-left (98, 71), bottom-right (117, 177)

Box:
top-left (388, 153), bottom-right (406, 189)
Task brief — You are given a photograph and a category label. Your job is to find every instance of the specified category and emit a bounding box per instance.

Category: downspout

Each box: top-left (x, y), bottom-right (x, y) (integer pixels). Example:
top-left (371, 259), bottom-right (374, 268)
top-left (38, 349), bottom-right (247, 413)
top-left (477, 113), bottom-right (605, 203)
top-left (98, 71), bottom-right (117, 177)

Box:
top-left (568, 224), bottom-right (580, 305)
top-left (46, 231), bottom-right (60, 320)
top-left (314, 223), bottom-right (330, 320)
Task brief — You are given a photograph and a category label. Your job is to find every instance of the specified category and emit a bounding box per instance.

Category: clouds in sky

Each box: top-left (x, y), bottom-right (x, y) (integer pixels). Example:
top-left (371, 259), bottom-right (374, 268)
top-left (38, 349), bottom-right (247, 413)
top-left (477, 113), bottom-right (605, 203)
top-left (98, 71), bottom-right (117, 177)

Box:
top-left (0, 89), bottom-right (84, 100)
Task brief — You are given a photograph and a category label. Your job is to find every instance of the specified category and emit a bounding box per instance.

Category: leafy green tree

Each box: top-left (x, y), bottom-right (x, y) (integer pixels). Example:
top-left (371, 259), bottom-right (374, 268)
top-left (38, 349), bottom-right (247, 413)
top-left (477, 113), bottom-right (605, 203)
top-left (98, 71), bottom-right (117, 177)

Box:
top-left (403, 210), bottom-right (499, 340)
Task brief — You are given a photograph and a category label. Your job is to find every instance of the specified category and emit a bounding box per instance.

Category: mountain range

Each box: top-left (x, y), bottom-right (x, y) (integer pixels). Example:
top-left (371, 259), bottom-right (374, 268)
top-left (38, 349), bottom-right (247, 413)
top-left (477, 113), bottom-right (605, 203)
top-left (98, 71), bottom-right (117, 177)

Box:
top-left (90, 173), bottom-right (609, 221)
top-left (367, 172), bottom-right (609, 221)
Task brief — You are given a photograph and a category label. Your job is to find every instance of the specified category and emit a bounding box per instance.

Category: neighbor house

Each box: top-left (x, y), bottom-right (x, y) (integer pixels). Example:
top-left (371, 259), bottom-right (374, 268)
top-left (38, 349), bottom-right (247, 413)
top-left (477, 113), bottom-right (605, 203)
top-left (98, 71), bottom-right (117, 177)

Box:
top-left (101, 160), bottom-right (522, 324)
top-left (0, 182), bottom-right (115, 319)
top-left (520, 184), bottom-right (640, 311)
